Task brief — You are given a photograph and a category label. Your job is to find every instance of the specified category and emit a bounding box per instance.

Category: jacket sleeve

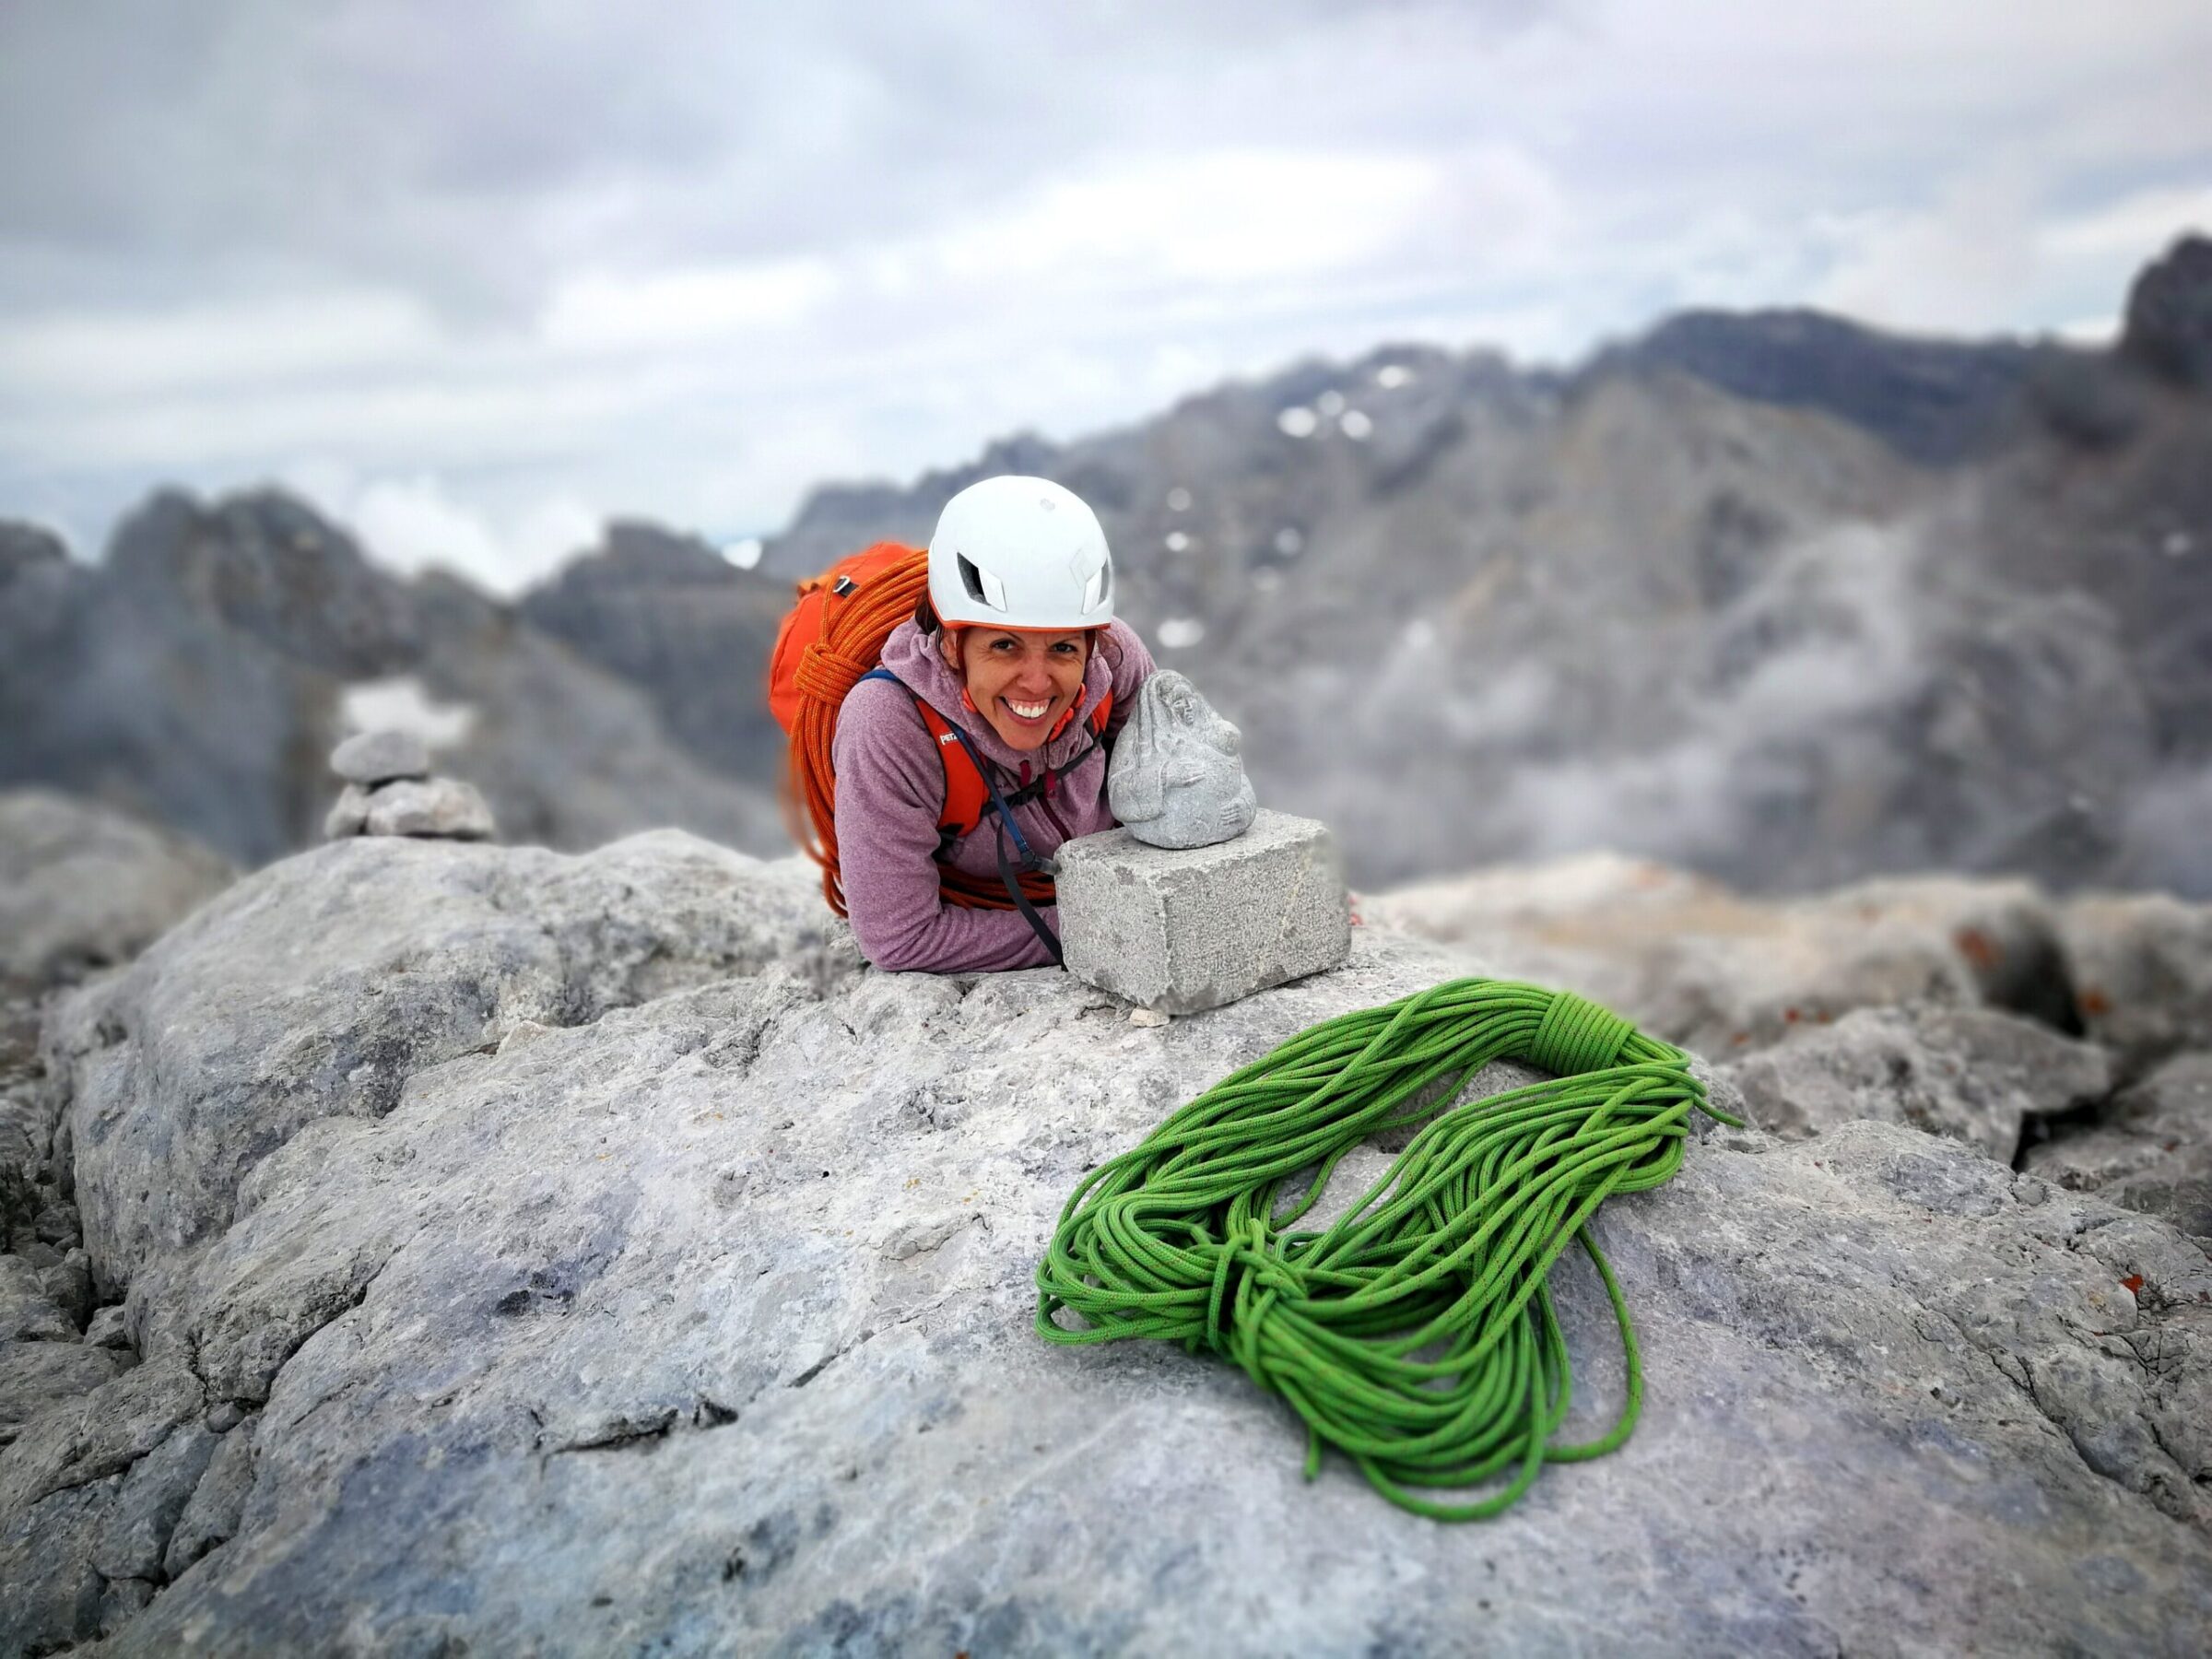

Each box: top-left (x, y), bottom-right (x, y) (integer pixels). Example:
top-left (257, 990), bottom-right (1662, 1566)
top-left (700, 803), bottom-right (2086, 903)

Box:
top-left (1101, 620), bottom-right (1158, 745)
top-left (831, 681), bottom-right (1062, 973)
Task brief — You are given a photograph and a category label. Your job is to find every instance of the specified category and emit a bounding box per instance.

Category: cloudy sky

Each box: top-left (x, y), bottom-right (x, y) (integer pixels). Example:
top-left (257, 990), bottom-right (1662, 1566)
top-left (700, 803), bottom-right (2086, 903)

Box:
top-left (2, 1), bottom-right (2207, 591)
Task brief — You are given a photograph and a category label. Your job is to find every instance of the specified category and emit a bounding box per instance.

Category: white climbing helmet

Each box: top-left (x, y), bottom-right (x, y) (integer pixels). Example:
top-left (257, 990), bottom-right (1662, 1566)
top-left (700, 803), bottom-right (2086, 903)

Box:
top-left (926, 475), bottom-right (1114, 632)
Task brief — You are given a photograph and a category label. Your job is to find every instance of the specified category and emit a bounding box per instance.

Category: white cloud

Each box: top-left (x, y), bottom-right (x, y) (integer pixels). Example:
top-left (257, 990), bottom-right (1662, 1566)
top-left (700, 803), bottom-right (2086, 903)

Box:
top-left (0, 290), bottom-right (441, 399)
top-left (342, 477), bottom-right (506, 577)
top-left (542, 256), bottom-right (839, 352)
top-left (1, 2), bottom-right (2207, 588)
top-left (339, 676), bottom-right (477, 748)
top-left (2041, 184), bottom-right (2212, 265)
top-left (284, 463), bottom-right (600, 594)
top-left (931, 147), bottom-right (1445, 288)
top-left (1810, 170), bottom-right (2041, 335)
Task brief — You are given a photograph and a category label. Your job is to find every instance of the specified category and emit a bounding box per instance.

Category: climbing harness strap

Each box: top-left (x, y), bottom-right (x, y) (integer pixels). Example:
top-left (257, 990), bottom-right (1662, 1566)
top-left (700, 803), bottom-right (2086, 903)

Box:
top-left (936, 712), bottom-right (1065, 965)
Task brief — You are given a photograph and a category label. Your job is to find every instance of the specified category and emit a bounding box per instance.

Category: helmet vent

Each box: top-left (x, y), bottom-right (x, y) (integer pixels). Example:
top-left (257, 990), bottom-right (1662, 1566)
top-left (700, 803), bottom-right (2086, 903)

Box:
top-left (957, 553), bottom-right (1006, 611)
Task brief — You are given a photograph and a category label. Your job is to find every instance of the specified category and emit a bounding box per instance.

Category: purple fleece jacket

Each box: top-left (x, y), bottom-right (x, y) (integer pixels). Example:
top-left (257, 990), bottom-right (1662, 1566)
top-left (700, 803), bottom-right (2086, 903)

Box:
top-left (832, 618), bottom-right (1157, 971)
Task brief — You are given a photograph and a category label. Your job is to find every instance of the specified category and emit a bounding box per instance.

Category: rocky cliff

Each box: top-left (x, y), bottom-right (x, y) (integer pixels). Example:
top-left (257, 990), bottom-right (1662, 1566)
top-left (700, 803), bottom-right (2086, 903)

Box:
top-left (0, 827), bottom-right (2207, 1654)
top-left (515, 519), bottom-right (794, 788)
top-left (0, 493), bottom-right (782, 867)
top-left (745, 237), bottom-right (2212, 898)
top-left (7, 243), bottom-right (2208, 900)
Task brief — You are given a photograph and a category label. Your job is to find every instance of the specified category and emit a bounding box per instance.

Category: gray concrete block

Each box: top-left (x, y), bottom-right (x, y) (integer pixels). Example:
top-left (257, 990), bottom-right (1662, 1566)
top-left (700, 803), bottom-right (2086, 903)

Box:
top-left (1056, 809), bottom-right (1350, 1014)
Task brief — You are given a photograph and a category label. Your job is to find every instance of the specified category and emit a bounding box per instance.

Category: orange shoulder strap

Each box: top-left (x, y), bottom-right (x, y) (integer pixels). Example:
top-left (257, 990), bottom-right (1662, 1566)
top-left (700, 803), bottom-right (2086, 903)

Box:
top-left (912, 697), bottom-right (992, 843)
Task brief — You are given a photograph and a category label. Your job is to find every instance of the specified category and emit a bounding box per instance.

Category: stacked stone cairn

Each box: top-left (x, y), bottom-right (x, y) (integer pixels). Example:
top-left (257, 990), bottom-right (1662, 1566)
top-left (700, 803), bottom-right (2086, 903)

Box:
top-left (323, 731), bottom-right (496, 842)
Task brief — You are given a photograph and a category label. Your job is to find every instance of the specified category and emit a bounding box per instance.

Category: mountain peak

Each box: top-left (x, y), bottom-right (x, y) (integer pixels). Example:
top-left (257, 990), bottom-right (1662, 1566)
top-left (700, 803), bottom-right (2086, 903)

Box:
top-left (2121, 231), bottom-right (2212, 387)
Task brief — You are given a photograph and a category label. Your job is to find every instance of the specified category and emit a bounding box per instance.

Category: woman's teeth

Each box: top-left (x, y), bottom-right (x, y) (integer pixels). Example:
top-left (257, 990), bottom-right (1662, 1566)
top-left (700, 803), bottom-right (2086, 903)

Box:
top-left (1004, 698), bottom-right (1052, 721)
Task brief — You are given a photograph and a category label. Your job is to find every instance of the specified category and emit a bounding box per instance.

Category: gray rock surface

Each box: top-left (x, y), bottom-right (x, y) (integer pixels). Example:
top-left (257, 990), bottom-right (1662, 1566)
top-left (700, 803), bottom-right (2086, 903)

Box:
top-left (85, 1304), bottom-right (131, 1349)
top-left (0, 997), bottom-right (50, 1202)
top-left (6, 841), bottom-right (2207, 1653)
top-left (1721, 1003), bottom-right (2112, 1160)
top-left (0, 790), bottom-right (233, 990)
top-left (0, 1354), bottom-right (202, 1515)
top-left (2063, 890), bottom-right (2212, 1075)
top-left (323, 782), bottom-right (372, 840)
top-left (1057, 812), bottom-right (1349, 1013)
top-left (1107, 671), bottom-right (1257, 850)
top-left (330, 728), bottom-right (429, 787)
top-left (1369, 854), bottom-right (2074, 1060)
top-left (0, 1477), bottom-right (111, 1655)
top-left (162, 1415), bottom-right (255, 1580)
top-left (2028, 1053), bottom-right (2212, 1241)
top-left (31, 1200), bottom-right (78, 1249)
top-left (91, 1421), bottom-right (218, 1581)
top-left (327, 771), bottom-right (498, 841)
top-left (0, 1254), bottom-right (75, 1341)
top-left (41, 1249), bottom-right (91, 1328)
top-left (0, 1342), bottom-right (130, 1448)
top-left (46, 831), bottom-right (845, 1287)
top-left (98, 1578), bottom-right (157, 1637)
top-left (359, 775), bottom-right (497, 841)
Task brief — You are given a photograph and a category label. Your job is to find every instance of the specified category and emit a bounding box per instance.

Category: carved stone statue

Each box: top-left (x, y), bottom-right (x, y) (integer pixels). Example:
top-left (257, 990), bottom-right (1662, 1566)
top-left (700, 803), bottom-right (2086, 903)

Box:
top-left (1108, 671), bottom-right (1258, 849)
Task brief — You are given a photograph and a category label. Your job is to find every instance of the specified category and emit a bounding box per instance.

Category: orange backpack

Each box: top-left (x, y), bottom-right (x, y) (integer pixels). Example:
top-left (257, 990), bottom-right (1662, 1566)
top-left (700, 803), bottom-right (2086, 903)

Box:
top-left (767, 542), bottom-right (1111, 920)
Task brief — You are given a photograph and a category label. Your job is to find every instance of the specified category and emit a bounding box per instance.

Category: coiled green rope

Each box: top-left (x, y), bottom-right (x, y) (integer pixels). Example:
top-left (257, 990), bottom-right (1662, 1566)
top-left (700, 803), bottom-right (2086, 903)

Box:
top-left (1034, 977), bottom-right (1742, 1519)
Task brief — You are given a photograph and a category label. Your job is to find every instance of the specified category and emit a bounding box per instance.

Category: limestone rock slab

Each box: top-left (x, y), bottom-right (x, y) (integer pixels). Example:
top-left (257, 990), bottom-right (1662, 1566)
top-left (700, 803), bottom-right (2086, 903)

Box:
top-left (83, 941), bottom-right (2212, 1657)
top-left (2063, 890), bottom-right (2212, 1074)
top-left (2028, 1051), bottom-right (2212, 1241)
top-left (46, 833), bottom-right (848, 1288)
top-left (1057, 810), bottom-right (1350, 1013)
top-left (92, 1421), bottom-right (218, 1581)
top-left (20, 836), bottom-right (2212, 1654)
top-left (0, 1253), bottom-right (76, 1341)
top-left (0, 1340), bottom-right (130, 1447)
top-left (0, 790), bottom-right (233, 990)
top-left (163, 1415), bottom-right (255, 1581)
top-left (1722, 1003), bottom-right (2113, 1160)
top-left (85, 1304), bottom-right (131, 1348)
top-left (0, 1355), bottom-right (202, 1516)
top-left (0, 1477), bottom-right (112, 1655)
top-left (1371, 855), bottom-right (2075, 1060)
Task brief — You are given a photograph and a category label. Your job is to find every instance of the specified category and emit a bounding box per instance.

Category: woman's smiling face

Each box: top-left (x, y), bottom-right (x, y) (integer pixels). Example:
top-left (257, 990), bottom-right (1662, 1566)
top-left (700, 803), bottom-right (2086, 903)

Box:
top-left (945, 627), bottom-right (1091, 751)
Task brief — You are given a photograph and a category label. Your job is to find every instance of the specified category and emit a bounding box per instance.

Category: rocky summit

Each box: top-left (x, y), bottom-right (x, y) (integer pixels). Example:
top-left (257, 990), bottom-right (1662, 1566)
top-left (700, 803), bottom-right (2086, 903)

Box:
top-left (0, 831), bottom-right (2207, 1654)
top-left (11, 245), bottom-right (2211, 904)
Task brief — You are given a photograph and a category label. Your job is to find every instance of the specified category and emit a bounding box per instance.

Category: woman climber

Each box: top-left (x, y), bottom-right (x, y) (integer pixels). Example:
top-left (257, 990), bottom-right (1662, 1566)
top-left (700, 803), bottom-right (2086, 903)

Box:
top-left (774, 475), bottom-right (1157, 972)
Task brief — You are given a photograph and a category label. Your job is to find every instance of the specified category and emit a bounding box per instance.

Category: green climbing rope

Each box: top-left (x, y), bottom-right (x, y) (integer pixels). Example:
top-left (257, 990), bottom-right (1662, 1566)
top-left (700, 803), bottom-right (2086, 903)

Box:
top-left (1033, 977), bottom-right (1743, 1520)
